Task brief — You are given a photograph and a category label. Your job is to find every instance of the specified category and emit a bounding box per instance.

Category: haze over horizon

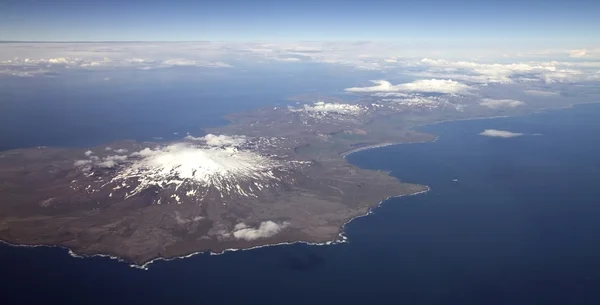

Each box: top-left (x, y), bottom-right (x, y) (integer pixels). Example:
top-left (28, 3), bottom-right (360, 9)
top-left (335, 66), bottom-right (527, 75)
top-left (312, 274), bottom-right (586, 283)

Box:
top-left (1, 0), bottom-right (599, 49)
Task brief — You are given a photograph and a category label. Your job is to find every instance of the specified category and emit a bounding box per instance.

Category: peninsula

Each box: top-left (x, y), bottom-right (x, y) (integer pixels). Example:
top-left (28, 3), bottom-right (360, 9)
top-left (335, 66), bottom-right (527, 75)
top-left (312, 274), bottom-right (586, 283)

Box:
top-left (1, 84), bottom-right (598, 266)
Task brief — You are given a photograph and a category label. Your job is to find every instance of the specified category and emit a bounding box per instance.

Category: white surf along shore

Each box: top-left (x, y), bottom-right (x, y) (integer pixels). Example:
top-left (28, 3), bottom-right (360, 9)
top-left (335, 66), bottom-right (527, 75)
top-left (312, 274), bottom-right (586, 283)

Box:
top-left (0, 185), bottom-right (431, 270)
top-left (6, 102), bottom-right (597, 269)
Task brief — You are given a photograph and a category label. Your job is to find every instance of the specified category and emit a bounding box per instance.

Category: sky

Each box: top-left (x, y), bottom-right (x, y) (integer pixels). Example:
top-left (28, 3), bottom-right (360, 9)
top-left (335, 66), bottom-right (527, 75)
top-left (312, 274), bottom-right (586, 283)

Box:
top-left (1, 0), bottom-right (599, 47)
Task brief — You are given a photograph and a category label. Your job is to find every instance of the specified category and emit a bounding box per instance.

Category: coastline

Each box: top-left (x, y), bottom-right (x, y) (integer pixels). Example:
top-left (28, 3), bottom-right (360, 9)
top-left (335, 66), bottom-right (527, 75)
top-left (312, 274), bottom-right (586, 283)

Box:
top-left (342, 100), bottom-right (600, 159)
top-left (2, 101), bottom-right (598, 269)
top-left (0, 186), bottom-right (429, 270)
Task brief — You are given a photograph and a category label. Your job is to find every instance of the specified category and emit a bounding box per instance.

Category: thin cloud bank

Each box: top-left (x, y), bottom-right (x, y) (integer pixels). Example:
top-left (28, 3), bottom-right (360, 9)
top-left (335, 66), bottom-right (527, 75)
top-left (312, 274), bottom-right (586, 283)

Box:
top-left (2, 42), bottom-right (600, 84)
top-left (568, 48), bottom-right (600, 58)
top-left (479, 98), bottom-right (525, 109)
top-left (0, 54), bottom-right (233, 75)
top-left (417, 58), bottom-right (600, 84)
top-left (345, 79), bottom-right (472, 94)
top-left (232, 221), bottom-right (289, 241)
top-left (479, 129), bottom-right (524, 138)
top-left (523, 90), bottom-right (560, 97)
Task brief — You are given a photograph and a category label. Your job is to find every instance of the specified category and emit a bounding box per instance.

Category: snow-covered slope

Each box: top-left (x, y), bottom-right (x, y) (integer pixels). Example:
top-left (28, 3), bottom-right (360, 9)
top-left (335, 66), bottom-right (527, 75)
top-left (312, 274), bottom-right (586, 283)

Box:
top-left (73, 135), bottom-right (299, 203)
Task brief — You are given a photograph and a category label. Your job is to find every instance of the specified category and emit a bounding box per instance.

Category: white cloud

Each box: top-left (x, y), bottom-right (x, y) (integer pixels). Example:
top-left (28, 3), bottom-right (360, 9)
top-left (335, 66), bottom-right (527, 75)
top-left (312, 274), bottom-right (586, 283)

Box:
top-left (418, 58), bottom-right (600, 84)
top-left (275, 57), bottom-right (302, 62)
top-left (566, 49), bottom-right (600, 59)
top-left (174, 212), bottom-right (204, 224)
top-left (161, 58), bottom-right (233, 68)
top-left (2, 42), bottom-right (600, 85)
top-left (74, 160), bottom-right (92, 167)
top-left (345, 79), bottom-right (472, 94)
top-left (345, 80), bottom-right (397, 92)
top-left (0, 52), bottom-right (232, 73)
top-left (479, 129), bottom-right (524, 138)
top-left (569, 49), bottom-right (588, 58)
top-left (523, 89), bottom-right (560, 97)
top-left (84, 150), bottom-right (94, 156)
top-left (185, 134), bottom-right (247, 146)
top-left (161, 58), bottom-right (197, 66)
top-left (479, 98), bottom-right (525, 109)
top-left (114, 148), bottom-right (128, 154)
top-left (97, 155), bottom-right (128, 168)
top-left (204, 134), bottom-right (246, 146)
top-left (232, 221), bottom-right (289, 241)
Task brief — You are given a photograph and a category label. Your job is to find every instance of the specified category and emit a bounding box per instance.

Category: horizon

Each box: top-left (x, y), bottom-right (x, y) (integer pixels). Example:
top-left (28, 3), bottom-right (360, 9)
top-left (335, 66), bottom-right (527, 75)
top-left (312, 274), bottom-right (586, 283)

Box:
top-left (1, 0), bottom-right (599, 47)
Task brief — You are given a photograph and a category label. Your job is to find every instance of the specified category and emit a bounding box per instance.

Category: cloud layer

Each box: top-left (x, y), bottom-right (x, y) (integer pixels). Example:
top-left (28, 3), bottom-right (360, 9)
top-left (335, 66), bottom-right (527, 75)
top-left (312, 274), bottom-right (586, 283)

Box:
top-left (1, 42), bottom-right (600, 86)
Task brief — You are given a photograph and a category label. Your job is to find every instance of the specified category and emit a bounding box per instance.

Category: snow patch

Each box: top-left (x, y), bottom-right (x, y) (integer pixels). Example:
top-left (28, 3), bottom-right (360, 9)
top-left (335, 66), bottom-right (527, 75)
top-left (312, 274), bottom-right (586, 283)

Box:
top-left (109, 142), bottom-right (285, 199)
top-left (288, 101), bottom-right (365, 119)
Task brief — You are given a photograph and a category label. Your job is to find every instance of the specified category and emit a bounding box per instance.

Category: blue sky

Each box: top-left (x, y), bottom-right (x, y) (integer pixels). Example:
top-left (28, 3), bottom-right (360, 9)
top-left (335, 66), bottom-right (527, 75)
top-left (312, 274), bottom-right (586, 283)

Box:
top-left (1, 0), bottom-right (599, 46)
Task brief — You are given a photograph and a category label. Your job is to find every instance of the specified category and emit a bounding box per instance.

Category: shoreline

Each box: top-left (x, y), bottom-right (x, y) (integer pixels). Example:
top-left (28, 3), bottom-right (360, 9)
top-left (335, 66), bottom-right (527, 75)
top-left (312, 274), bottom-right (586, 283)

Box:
top-left (341, 100), bottom-right (600, 159)
top-left (2, 101), bottom-right (598, 269)
top-left (0, 186), bottom-right (430, 270)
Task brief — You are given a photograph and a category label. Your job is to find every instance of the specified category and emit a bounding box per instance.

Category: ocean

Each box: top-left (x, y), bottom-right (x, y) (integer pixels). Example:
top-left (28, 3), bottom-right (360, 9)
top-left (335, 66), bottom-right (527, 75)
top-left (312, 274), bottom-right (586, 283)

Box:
top-left (2, 102), bottom-right (600, 305)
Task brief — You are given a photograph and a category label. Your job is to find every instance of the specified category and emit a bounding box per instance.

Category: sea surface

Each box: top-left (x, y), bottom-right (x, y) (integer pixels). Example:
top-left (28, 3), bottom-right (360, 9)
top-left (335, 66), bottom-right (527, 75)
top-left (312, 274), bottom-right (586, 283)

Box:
top-left (2, 102), bottom-right (600, 305)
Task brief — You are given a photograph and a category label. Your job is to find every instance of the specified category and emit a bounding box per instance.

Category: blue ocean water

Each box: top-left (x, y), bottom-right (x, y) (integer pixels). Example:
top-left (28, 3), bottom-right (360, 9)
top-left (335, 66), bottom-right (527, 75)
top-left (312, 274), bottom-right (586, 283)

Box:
top-left (0, 66), bottom-right (388, 150)
top-left (2, 102), bottom-right (600, 305)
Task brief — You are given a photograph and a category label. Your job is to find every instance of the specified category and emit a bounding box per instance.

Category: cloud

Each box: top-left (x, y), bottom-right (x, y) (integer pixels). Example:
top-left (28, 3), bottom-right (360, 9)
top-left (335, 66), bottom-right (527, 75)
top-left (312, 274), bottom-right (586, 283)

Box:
top-left (479, 129), bottom-right (524, 138)
top-left (479, 98), bottom-right (525, 109)
top-left (523, 89), bottom-right (560, 97)
top-left (2, 42), bottom-right (600, 86)
top-left (73, 153), bottom-right (129, 169)
top-left (345, 80), bottom-right (396, 92)
top-left (232, 221), bottom-right (289, 241)
top-left (275, 57), bottom-right (302, 62)
top-left (97, 155), bottom-right (128, 168)
top-left (174, 212), bottom-right (204, 224)
top-left (567, 48), bottom-right (600, 59)
top-left (161, 58), bottom-right (197, 66)
top-left (345, 79), bottom-right (472, 94)
top-left (418, 58), bottom-right (600, 84)
top-left (185, 134), bottom-right (247, 146)
top-left (74, 160), bottom-right (92, 167)
top-left (0, 52), bottom-right (232, 74)
top-left (569, 49), bottom-right (587, 58)
top-left (161, 58), bottom-right (233, 68)
top-left (566, 49), bottom-right (600, 59)
top-left (113, 148), bottom-right (128, 154)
